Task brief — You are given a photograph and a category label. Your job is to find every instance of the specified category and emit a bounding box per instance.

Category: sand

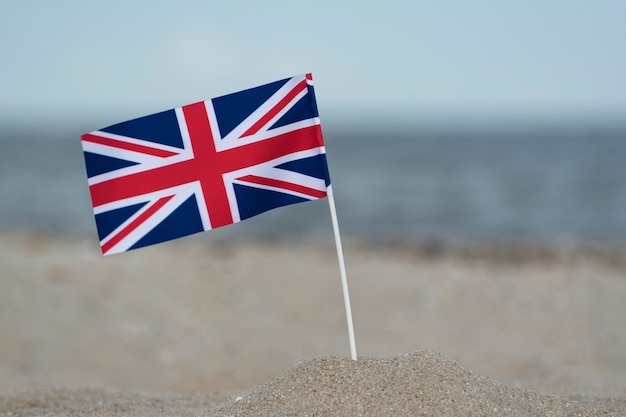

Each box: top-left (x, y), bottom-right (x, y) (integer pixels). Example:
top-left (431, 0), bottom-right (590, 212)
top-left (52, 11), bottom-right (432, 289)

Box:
top-left (1, 233), bottom-right (625, 416)
top-left (214, 352), bottom-right (615, 416)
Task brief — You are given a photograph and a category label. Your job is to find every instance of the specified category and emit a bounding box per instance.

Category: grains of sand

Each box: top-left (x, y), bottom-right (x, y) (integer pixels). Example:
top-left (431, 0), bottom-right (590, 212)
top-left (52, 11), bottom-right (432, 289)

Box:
top-left (210, 351), bottom-right (613, 417)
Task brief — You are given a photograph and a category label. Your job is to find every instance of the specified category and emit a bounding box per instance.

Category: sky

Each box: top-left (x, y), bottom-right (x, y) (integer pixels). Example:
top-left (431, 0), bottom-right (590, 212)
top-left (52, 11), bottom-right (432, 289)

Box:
top-left (1, 0), bottom-right (625, 126)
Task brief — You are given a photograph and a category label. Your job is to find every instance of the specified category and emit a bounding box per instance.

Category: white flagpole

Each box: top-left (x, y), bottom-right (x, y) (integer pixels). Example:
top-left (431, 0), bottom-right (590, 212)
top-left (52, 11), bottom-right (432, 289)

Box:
top-left (327, 194), bottom-right (357, 360)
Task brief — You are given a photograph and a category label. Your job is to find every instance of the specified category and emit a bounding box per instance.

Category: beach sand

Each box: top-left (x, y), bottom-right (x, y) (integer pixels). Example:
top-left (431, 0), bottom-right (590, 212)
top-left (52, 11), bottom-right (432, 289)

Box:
top-left (1, 233), bottom-right (625, 416)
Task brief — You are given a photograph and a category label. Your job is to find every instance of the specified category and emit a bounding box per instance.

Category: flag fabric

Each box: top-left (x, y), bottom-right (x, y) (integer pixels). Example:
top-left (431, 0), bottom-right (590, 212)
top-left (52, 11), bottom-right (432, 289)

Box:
top-left (81, 73), bottom-right (331, 255)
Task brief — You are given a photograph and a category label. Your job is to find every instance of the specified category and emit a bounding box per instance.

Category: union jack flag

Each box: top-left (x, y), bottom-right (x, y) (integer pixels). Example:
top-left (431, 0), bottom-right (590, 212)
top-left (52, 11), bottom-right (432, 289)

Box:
top-left (81, 73), bottom-right (331, 255)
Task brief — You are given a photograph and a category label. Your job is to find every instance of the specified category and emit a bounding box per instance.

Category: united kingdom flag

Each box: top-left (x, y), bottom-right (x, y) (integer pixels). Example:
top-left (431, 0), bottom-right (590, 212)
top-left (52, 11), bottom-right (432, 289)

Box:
top-left (81, 73), bottom-right (332, 255)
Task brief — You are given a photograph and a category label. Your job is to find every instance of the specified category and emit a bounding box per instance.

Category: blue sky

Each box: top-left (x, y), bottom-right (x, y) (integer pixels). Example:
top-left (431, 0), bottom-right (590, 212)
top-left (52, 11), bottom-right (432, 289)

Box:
top-left (1, 0), bottom-right (625, 125)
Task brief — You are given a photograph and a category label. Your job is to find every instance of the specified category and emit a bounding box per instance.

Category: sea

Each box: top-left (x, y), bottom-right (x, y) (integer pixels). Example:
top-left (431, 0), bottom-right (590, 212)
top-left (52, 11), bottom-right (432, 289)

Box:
top-left (1, 118), bottom-right (625, 246)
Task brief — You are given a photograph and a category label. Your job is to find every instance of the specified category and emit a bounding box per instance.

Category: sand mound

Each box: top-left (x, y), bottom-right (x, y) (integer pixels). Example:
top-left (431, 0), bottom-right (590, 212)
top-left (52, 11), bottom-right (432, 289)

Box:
top-left (211, 351), bottom-right (613, 417)
top-left (0, 352), bottom-right (619, 416)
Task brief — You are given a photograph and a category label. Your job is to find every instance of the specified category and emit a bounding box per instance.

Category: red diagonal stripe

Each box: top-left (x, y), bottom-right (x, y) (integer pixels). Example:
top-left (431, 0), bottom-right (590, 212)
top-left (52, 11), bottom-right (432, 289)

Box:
top-left (82, 133), bottom-right (179, 158)
top-left (240, 79), bottom-right (308, 138)
top-left (101, 195), bottom-right (174, 255)
top-left (237, 174), bottom-right (327, 199)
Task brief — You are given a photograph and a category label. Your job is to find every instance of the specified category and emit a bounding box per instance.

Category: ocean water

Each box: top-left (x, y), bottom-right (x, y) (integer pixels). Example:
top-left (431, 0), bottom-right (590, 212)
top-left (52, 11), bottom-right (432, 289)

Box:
top-left (1, 121), bottom-right (625, 245)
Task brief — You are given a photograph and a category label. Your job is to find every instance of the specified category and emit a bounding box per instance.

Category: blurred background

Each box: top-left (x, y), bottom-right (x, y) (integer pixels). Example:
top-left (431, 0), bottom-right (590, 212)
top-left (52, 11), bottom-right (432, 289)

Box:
top-left (1, 0), bottom-right (625, 246)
